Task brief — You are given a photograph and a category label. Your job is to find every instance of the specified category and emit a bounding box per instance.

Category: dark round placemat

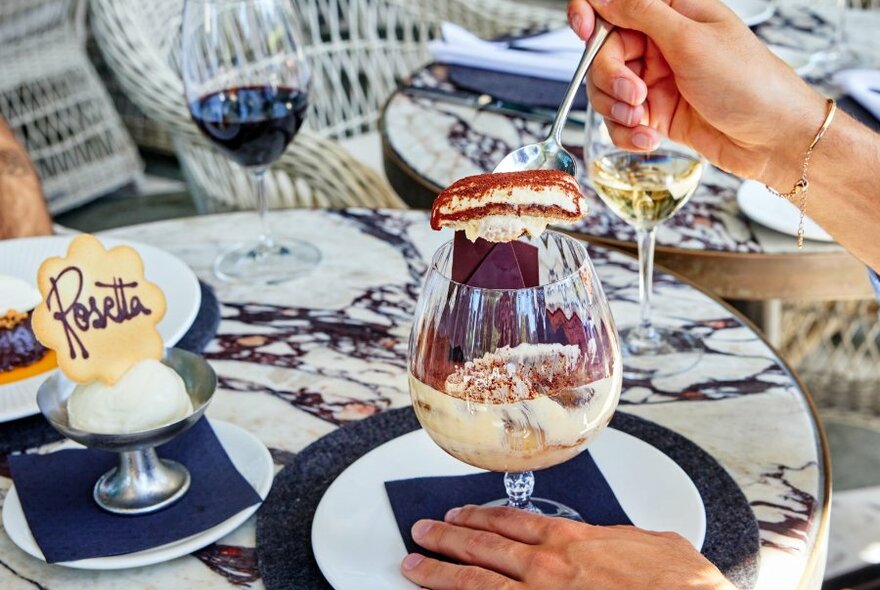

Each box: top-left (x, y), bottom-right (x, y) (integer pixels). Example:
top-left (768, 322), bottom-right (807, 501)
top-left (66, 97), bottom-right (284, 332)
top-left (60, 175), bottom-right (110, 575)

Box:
top-left (257, 408), bottom-right (759, 590)
top-left (0, 280), bottom-right (221, 456)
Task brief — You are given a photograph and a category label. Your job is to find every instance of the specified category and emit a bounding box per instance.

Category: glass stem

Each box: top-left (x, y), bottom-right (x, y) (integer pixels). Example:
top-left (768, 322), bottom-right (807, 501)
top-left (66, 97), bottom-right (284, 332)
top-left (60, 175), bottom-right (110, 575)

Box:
top-left (636, 227), bottom-right (657, 338)
top-left (504, 471), bottom-right (535, 509)
top-left (250, 167), bottom-right (273, 249)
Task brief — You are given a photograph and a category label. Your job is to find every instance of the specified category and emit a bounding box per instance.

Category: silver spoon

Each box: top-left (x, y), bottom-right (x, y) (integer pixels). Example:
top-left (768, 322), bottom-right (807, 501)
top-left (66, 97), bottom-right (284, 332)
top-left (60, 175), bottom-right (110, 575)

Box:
top-left (494, 18), bottom-right (613, 176)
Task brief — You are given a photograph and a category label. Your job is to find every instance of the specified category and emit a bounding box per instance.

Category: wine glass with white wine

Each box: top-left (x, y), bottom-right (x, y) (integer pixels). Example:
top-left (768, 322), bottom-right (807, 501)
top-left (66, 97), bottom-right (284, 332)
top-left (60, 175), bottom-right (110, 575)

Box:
top-left (585, 108), bottom-right (705, 378)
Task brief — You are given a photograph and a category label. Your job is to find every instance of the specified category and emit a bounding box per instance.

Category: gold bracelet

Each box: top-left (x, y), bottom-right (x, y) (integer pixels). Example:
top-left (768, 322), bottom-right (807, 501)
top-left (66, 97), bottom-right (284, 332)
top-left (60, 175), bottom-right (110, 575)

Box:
top-left (767, 98), bottom-right (837, 249)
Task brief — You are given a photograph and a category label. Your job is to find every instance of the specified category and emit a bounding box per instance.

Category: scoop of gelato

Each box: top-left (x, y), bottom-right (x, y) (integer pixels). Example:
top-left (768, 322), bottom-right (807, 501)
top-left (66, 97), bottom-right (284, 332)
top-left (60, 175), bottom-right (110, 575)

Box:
top-left (67, 359), bottom-right (193, 434)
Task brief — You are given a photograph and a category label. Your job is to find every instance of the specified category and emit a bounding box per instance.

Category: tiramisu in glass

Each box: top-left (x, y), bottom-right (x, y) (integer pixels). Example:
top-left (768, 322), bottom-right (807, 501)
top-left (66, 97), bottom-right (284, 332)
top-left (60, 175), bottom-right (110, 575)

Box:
top-left (410, 170), bottom-right (621, 518)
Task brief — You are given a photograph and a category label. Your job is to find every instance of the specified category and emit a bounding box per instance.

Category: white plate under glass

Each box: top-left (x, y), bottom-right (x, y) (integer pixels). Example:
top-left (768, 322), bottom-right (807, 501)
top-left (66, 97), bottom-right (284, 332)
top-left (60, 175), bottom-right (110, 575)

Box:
top-left (312, 426), bottom-right (707, 590)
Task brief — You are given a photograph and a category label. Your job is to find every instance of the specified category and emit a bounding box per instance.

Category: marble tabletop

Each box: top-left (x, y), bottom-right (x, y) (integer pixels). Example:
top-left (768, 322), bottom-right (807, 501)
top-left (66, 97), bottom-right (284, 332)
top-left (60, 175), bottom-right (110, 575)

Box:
top-left (0, 209), bottom-right (828, 589)
top-left (382, 6), bottom-right (880, 256)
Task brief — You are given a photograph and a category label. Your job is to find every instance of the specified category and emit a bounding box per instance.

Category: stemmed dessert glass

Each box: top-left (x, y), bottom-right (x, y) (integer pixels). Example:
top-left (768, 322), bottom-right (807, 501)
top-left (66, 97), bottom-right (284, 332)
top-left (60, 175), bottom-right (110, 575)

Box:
top-left (585, 108), bottom-right (705, 377)
top-left (408, 232), bottom-right (622, 519)
top-left (182, 0), bottom-right (320, 284)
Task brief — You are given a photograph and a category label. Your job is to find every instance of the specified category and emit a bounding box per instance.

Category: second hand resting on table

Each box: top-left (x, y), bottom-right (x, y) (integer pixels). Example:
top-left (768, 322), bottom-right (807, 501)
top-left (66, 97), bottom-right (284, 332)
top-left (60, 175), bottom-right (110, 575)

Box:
top-left (402, 0), bottom-right (880, 588)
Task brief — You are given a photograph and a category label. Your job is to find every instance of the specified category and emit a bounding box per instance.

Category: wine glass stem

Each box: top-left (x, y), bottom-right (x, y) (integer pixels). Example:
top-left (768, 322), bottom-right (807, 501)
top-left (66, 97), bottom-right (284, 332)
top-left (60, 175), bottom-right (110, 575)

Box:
top-left (636, 227), bottom-right (657, 338)
top-left (504, 471), bottom-right (535, 508)
top-left (250, 167), bottom-right (274, 249)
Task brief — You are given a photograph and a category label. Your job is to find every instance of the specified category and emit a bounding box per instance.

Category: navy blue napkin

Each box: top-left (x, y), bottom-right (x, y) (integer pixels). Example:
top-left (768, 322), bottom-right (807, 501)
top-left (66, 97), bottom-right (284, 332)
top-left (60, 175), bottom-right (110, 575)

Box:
top-left (448, 65), bottom-right (589, 110)
top-left (385, 451), bottom-right (631, 556)
top-left (8, 419), bottom-right (262, 563)
top-left (176, 280), bottom-right (221, 354)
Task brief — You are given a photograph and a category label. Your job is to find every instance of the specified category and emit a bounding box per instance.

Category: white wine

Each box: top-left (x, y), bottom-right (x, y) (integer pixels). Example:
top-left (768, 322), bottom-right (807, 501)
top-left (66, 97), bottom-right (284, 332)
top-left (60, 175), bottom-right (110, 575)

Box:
top-left (589, 149), bottom-right (704, 228)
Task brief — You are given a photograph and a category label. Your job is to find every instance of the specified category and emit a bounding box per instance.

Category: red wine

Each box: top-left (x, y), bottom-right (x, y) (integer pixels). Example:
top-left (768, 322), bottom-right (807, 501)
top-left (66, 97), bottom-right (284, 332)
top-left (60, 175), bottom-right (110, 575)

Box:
top-left (189, 86), bottom-right (307, 168)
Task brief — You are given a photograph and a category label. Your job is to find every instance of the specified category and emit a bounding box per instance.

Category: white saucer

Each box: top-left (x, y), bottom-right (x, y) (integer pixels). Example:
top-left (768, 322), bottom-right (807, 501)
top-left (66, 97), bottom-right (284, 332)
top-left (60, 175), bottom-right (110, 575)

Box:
top-left (0, 235), bottom-right (201, 423)
top-left (312, 426), bottom-right (706, 590)
top-left (737, 180), bottom-right (834, 242)
top-left (2, 419), bottom-right (273, 570)
top-left (722, 0), bottom-right (775, 27)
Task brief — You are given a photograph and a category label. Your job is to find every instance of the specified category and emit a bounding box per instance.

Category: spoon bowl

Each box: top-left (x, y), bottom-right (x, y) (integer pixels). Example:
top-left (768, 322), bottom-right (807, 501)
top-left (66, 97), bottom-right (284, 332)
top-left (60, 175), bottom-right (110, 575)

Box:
top-left (493, 139), bottom-right (578, 175)
top-left (493, 19), bottom-right (612, 177)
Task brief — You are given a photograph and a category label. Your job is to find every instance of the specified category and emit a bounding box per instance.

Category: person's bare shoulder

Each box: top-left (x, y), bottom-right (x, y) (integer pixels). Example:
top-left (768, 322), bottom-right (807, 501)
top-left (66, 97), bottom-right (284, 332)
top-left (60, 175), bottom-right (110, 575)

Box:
top-left (0, 118), bottom-right (52, 239)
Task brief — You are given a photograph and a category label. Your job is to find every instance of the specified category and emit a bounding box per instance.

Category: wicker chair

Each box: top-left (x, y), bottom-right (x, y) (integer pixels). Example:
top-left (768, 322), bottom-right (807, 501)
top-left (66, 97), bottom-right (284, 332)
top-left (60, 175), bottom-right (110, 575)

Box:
top-left (394, 0), bottom-right (567, 39)
top-left (90, 0), bottom-right (408, 211)
top-left (0, 0), bottom-right (142, 213)
top-left (90, 0), bottom-right (567, 193)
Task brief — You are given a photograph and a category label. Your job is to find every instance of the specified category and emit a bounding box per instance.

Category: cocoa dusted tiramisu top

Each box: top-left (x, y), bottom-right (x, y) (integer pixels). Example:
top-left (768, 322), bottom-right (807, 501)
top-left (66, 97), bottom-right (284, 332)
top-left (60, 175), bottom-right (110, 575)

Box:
top-left (444, 343), bottom-right (583, 404)
top-left (431, 170), bottom-right (587, 242)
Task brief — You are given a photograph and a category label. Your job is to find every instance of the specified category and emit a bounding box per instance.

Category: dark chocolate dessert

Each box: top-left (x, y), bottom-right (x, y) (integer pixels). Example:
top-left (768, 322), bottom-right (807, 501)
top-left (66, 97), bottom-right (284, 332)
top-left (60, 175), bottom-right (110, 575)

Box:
top-left (0, 310), bottom-right (47, 373)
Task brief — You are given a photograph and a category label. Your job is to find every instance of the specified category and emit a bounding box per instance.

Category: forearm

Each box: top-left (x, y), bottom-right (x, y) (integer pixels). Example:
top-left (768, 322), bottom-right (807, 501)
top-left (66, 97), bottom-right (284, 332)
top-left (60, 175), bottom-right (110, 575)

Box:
top-left (771, 111), bottom-right (880, 270)
top-left (0, 122), bottom-right (52, 239)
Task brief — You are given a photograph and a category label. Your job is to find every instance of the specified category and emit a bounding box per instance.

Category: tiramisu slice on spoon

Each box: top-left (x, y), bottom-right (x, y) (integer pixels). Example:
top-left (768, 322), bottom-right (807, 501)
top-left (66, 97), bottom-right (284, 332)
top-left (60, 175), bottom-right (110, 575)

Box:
top-left (431, 169), bottom-right (586, 243)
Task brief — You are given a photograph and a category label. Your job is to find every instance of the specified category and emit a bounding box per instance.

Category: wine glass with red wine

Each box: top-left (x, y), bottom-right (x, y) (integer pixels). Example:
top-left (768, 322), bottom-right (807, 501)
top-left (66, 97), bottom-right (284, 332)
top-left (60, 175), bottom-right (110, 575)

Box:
top-left (182, 0), bottom-right (320, 284)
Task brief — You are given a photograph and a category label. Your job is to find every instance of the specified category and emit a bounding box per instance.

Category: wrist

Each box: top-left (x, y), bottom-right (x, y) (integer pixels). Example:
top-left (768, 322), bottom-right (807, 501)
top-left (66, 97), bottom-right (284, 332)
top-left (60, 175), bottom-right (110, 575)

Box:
top-left (760, 87), bottom-right (829, 192)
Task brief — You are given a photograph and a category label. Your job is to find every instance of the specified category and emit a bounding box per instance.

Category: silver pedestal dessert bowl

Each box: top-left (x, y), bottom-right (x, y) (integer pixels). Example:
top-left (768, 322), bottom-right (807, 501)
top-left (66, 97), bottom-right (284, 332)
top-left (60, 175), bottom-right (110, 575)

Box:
top-left (37, 348), bottom-right (217, 515)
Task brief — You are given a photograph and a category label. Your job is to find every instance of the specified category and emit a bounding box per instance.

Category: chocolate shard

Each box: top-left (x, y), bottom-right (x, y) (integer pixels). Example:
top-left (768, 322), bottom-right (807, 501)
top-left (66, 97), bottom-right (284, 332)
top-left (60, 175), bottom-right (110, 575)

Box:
top-left (450, 231), bottom-right (541, 290)
top-left (451, 232), bottom-right (496, 284)
top-left (466, 243), bottom-right (526, 289)
top-left (511, 241), bottom-right (539, 288)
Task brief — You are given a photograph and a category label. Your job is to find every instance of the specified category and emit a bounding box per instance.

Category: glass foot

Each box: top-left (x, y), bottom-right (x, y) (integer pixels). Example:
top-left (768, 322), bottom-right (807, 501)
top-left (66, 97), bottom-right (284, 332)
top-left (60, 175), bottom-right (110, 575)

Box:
top-left (483, 497), bottom-right (584, 521)
top-left (621, 325), bottom-right (702, 379)
top-left (214, 238), bottom-right (320, 284)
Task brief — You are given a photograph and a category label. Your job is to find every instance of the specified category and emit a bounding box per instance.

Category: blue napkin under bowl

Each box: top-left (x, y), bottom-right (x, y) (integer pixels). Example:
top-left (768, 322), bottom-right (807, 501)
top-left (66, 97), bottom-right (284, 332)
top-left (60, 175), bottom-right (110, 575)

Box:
top-left (385, 450), bottom-right (632, 557)
top-left (8, 418), bottom-right (262, 564)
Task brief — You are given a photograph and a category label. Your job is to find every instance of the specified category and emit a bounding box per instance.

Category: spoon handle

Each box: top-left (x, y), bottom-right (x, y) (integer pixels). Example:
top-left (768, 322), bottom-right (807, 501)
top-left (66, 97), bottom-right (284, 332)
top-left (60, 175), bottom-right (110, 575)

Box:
top-left (549, 18), bottom-right (613, 145)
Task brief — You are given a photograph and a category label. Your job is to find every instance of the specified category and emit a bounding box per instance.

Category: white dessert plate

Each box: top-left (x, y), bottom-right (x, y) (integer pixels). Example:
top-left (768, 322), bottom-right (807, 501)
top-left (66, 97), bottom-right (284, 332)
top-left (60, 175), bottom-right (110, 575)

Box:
top-left (721, 0), bottom-right (775, 27)
top-left (312, 426), bottom-right (707, 590)
top-left (0, 235), bottom-right (201, 422)
top-left (737, 180), bottom-right (834, 242)
top-left (3, 419), bottom-right (272, 570)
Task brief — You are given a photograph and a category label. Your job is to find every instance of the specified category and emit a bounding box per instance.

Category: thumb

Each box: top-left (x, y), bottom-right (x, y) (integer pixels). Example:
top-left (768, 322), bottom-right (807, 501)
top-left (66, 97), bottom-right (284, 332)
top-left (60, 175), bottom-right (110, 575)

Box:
top-left (586, 0), bottom-right (689, 48)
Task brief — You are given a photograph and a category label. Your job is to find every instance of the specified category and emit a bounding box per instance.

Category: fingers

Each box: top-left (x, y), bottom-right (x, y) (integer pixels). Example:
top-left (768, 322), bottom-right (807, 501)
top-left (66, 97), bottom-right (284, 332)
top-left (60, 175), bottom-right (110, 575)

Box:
top-left (410, 518), bottom-right (528, 579)
top-left (443, 505), bottom-right (559, 545)
top-left (588, 81), bottom-right (646, 127)
top-left (590, 29), bottom-right (648, 106)
top-left (400, 553), bottom-right (520, 590)
top-left (583, 0), bottom-right (689, 50)
top-left (605, 119), bottom-right (661, 152)
top-left (567, 0), bottom-right (596, 40)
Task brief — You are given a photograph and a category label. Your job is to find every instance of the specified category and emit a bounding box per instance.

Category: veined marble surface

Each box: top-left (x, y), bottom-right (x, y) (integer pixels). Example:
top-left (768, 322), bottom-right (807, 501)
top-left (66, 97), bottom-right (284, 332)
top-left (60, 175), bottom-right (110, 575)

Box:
top-left (0, 210), bottom-right (826, 589)
top-left (383, 7), bottom-right (880, 255)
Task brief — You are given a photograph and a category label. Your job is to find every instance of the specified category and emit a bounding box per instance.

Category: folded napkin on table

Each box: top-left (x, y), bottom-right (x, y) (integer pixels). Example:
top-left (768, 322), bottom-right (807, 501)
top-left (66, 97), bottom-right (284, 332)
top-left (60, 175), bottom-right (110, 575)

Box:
top-left (8, 419), bottom-right (262, 563)
top-left (385, 450), bottom-right (632, 557)
top-left (429, 23), bottom-right (589, 109)
top-left (834, 69), bottom-right (880, 126)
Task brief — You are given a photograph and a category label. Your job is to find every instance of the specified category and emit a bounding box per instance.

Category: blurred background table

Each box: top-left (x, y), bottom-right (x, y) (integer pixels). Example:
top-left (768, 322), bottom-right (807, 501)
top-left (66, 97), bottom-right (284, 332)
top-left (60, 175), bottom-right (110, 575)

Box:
top-left (0, 209), bottom-right (828, 589)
